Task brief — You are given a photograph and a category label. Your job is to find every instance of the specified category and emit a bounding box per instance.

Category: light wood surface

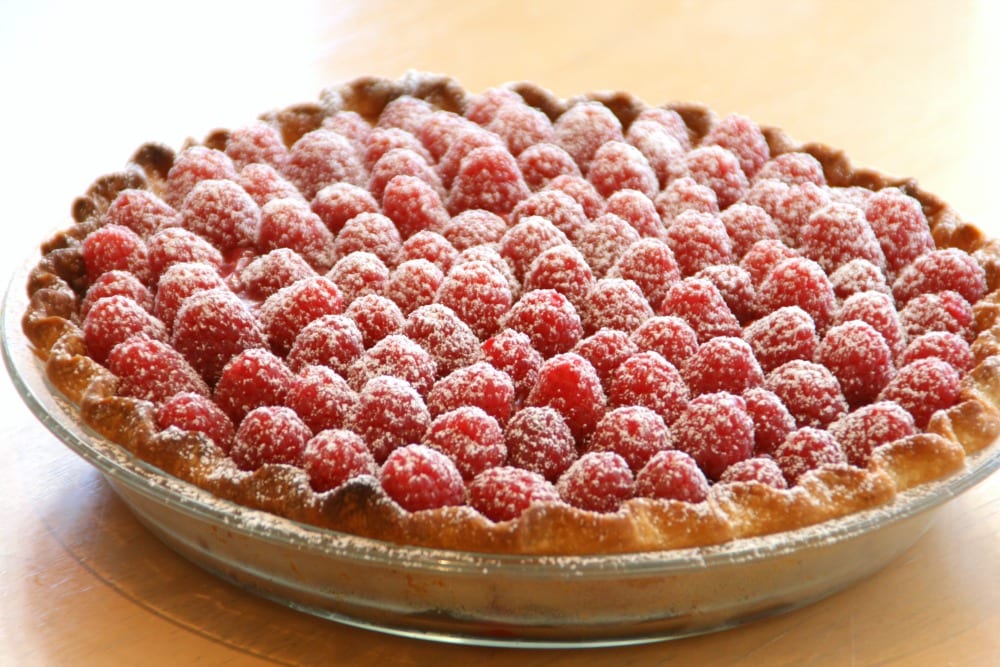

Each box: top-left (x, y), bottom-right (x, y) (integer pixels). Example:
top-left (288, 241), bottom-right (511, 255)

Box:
top-left (1, 1), bottom-right (998, 664)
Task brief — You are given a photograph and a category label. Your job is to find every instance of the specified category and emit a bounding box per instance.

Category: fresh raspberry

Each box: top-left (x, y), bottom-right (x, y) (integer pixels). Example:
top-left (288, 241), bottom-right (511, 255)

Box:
top-left (426, 362), bottom-right (515, 424)
top-left (604, 189), bottom-right (663, 240)
top-left (368, 148), bottom-right (442, 205)
top-left (588, 406), bottom-right (673, 473)
top-left (213, 348), bottom-right (294, 424)
top-left (332, 212), bottom-right (403, 269)
top-left (399, 304), bottom-right (478, 377)
top-left (898, 331), bottom-right (973, 371)
top-left (347, 334), bottom-right (438, 397)
top-left (310, 182), bottom-right (379, 236)
top-left (286, 313), bottom-right (365, 375)
top-left (817, 320), bottom-right (895, 407)
top-left (345, 294), bottom-right (405, 348)
top-left (742, 306), bottom-right (819, 373)
top-left (383, 259), bottom-right (444, 315)
top-left (865, 187), bottom-right (935, 276)
top-left (891, 248), bottom-right (987, 306)
top-left (829, 401), bottom-right (917, 467)
top-left (553, 101), bottom-right (624, 174)
top-left (423, 406), bottom-right (506, 480)
top-left (498, 215), bottom-right (570, 282)
top-left (774, 427), bottom-right (847, 485)
top-left (380, 444), bottom-right (465, 512)
top-left (441, 209), bottom-right (510, 251)
top-left (576, 213), bottom-right (642, 278)
top-left (831, 186), bottom-right (875, 209)
top-left (82, 224), bottom-right (151, 286)
top-left (81, 270), bottom-right (153, 318)
top-left (800, 202), bottom-right (885, 275)
top-left (153, 262), bottom-right (226, 330)
top-left (468, 467), bottom-right (560, 522)
top-left (587, 141), bottom-right (658, 199)
top-left (684, 145), bottom-right (748, 208)
top-left (658, 277), bottom-right (741, 342)
top-left (837, 290), bottom-right (907, 359)
top-left (257, 197), bottom-right (335, 271)
top-left (544, 174), bottom-right (605, 219)
top-left (479, 329), bottom-right (544, 402)
top-left (362, 126), bottom-right (432, 171)
top-left (452, 245), bottom-right (521, 297)
top-left (625, 119), bottom-right (686, 188)
top-left (146, 227), bottom-right (223, 281)
top-left (230, 405), bottom-right (312, 471)
top-left (899, 290), bottom-right (974, 341)
top-left (323, 109), bottom-right (372, 148)
top-left (634, 450), bottom-right (710, 502)
top-left (284, 365), bottom-right (358, 433)
top-left (488, 102), bottom-right (555, 156)
top-left (694, 264), bottom-right (757, 324)
top-left (572, 329), bottom-right (639, 389)
top-left (83, 295), bottom-right (168, 365)
top-left (717, 457), bottom-right (788, 489)
top-left (718, 203), bottom-right (779, 259)
top-left (258, 276), bottom-right (344, 356)
top-left (523, 244), bottom-right (595, 310)
top-left (464, 86), bottom-right (523, 125)
top-left (604, 239), bottom-right (681, 313)
top-left (104, 189), bottom-right (177, 238)
top-left (556, 451), bottom-right (634, 513)
top-left (503, 289), bottom-right (584, 358)
top-left (517, 142), bottom-right (582, 190)
top-left (664, 210), bottom-right (733, 277)
top-left (237, 248), bottom-right (316, 301)
top-left (436, 129), bottom-right (507, 190)
top-left (580, 278), bottom-right (654, 336)
top-left (511, 189), bottom-right (590, 242)
top-left (757, 257), bottom-right (836, 331)
top-left (704, 113), bottom-right (770, 178)
top-left (416, 110), bottom-right (476, 161)
top-left (351, 376), bottom-right (431, 463)
top-left (526, 352), bottom-right (607, 442)
top-left (155, 391), bottom-right (235, 453)
top-left (829, 259), bottom-right (891, 301)
top-left (282, 129), bottom-right (365, 200)
top-left (743, 178), bottom-right (790, 221)
top-left (671, 392), bottom-right (754, 480)
top-left (683, 337), bottom-right (764, 396)
top-left (179, 179), bottom-right (260, 252)
top-left (446, 145), bottom-right (530, 216)
top-left (754, 152), bottom-right (826, 186)
top-left (238, 163), bottom-right (303, 207)
top-left (606, 351), bottom-right (689, 426)
top-left (377, 95), bottom-right (433, 134)
top-left (628, 315), bottom-right (699, 369)
top-left (765, 360), bottom-right (848, 428)
top-left (739, 239), bottom-right (799, 287)
top-left (634, 106), bottom-right (691, 149)
top-left (771, 182), bottom-right (832, 248)
top-left (397, 230), bottom-right (457, 274)
top-left (878, 358), bottom-right (961, 428)
top-left (654, 176), bottom-right (719, 224)
top-left (225, 121), bottom-right (288, 170)
top-left (436, 260), bottom-right (514, 338)
top-left (325, 251), bottom-right (388, 305)
top-left (504, 406), bottom-right (577, 482)
top-left (164, 146), bottom-right (238, 209)
top-left (107, 334), bottom-right (210, 403)
top-left (742, 387), bottom-right (796, 457)
top-left (301, 429), bottom-right (377, 493)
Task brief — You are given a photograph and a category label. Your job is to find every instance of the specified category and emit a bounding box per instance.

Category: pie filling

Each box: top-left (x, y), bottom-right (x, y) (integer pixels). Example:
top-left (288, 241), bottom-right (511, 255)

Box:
top-left (22, 73), bottom-right (1000, 554)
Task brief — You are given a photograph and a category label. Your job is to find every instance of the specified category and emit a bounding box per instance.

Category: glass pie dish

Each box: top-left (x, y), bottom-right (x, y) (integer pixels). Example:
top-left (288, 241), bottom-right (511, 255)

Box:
top-left (5, 256), bottom-right (999, 648)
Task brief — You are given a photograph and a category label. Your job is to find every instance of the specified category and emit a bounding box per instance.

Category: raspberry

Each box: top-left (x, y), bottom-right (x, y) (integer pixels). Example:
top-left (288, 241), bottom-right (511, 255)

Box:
top-left (398, 304), bottom-right (477, 377)
top-left (694, 264), bottom-right (757, 324)
top-left (671, 392), bottom-right (755, 480)
top-left (517, 142), bottom-right (582, 190)
top-left (742, 306), bottom-right (819, 373)
top-left (544, 174), bottom-right (605, 219)
top-left (397, 230), bottom-right (457, 274)
top-left (878, 358), bottom-right (961, 428)
top-left (581, 278), bottom-right (653, 336)
top-left (837, 290), bottom-right (907, 359)
top-left (488, 102), bottom-right (554, 156)
top-left (891, 248), bottom-right (987, 306)
top-left (553, 101), bottom-right (624, 174)
top-left (441, 209), bottom-right (510, 251)
top-left (238, 163), bottom-right (304, 207)
top-left (325, 251), bottom-right (389, 305)
top-left (742, 387), bottom-right (796, 457)
top-left (771, 182), bottom-right (831, 248)
top-left (800, 202), bottom-right (885, 274)
top-left (718, 203), bottom-right (779, 259)
top-left (436, 260), bottom-right (514, 339)
top-left (628, 316), bottom-right (699, 369)
top-left (362, 126), bottom-right (432, 171)
top-left (170, 288), bottom-right (267, 385)
top-left (604, 189), bottom-right (663, 240)
top-left (82, 224), bottom-right (151, 286)
top-left (153, 262), bottom-right (226, 330)
top-left (757, 257), bottom-right (836, 332)
top-left (577, 214), bottom-right (641, 278)
top-left (310, 182), bottom-right (379, 236)
top-left (498, 215), bottom-right (570, 282)
top-left (83, 295), bottom-right (168, 365)
top-left (817, 320), bottom-right (895, 407)
top-left (323, 110), bottom-right (373, 148)
top-left (179, 179), bottom-right (260, 252)
top-left (606, 351), bottom-right (689, 426)
top-left (384, 259), bottom-right (444, 315)
top-left (659, 277), bottom-right (741, 342)
top-left (865, 187), bottom-right (935, 276)
top-left (743, 178), bottom-right (790, 221)
top-left (380, 444), bottom-right (465, 512)
top-left (479, 329), bottom-right (543, 402)
top-left (774, 427), bottom-right (847, 485)
top-left (654, 176), bottom-right (719, 224)
top-left (704, 113), bottom-right (770, 178)
top-left (898, 331), bottom-right (973, 371)
top-left (104, 189), bottom-right (177, 238)
top-left (829, 259), bottom-right (891, 301)
top-left (503, 289), bottom-right (584, 358)
top-left (511, 189), bottom-right (590, 242)
top-left (213, 348), bottom-right (294, 424)
top-left (377, 95), bottom-right (433, 133)
top-left (829, 401), bottom-right (917, 467)
top-left (446, 145), bottom-right (530, 216)
top-left (899, 291), bottom-right (974, 341)
top-left (423, 406), bottom-right (506, 480)
top-left (416, 110), bottom-right (475, 161)
top-left (588, 406), bottom-right (673, 472)
top-left (236, 248), bottom-right (316, 301)
top-left (634, 107), bottom-right (691, 149)
top-left (230, 406), bottom-right (312, 471)
top-left (739, 239), bottom-right (799, 287)
top-left (347, 334), bottom-right (437, 397)
top-left (523, 244), bottom-right (595, 310)
top-left (684, 337), bottom-right (764, 396)
top-left (832, 186), bottom-right (875, 209)
top-left (504, 406), bottom-right (577, 482)
top-left (606, 239), bottom-right (681, 312)
top-left (258, 276), bottom-right (344, 356)
top-left (754, 152), bottom-right (826, 186)
top-left (107, 334), bottom-right (210, 403)
top-left (368, 149), bottom-right (442, 204)
top-left (572, 329), bottom-right (638, 389)
top-left (332, 212), bottom-right (403, 269)
top-left (351, 376), bottom-right (431, 463)
top-left (634, 450), bottom-right (710, 502)
top-left (426, 362), bottom-right (515, 424)
top-left (765, 360), bottom-right (848, 429)
top-left (155, 391), bottom-right (235, 453)
top-left (684, 145), bottom-right (748, 208)
top-left (146, 227), bottom-right (223, 281)
top-left (452, 245), bottom-right (521, 297)
top-left (464, 86), bottom-right (523, 125)
top-left (257, 197), bottom-right (335, 271)
top-left (301, 429), bottom-right (377, 493)
top-left (625, 119), bottom-right (686, 188)
top-left (717, 457), bottom-right (788, 489)
top-left (225, 120), bottom-right (287, 168)
top-left (556, 451), bottom-right (634, 513)
top-left (286, 314), bottom-right (365, 375)
top-left (345, 294), bottom-right (405, 349)
top-left (81, 270), bottom-right (153, 318)
top-left (526, 352), bottom-right (607, 442)
top-left (164, 146), bottom-right (238, 209)
top-left (468, 467), bottom-right (560, 522)
top-left (282, 129), bottom-right (365, 200)
top-left (587, 141), bottom-right (658, 199)
top-left (664, 210), bottom-right (733, 277)
top-left (437, 129), bottom-right (507, 190)
top-left (284, 365), bottom-right (358, 434)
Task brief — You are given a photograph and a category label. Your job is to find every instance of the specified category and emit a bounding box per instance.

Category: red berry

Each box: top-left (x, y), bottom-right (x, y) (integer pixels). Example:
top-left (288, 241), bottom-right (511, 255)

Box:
top-left (213, 348), bottom-right (293, 424)
top-left (664, 209), bottom-right (733, 277)
top-left (164, 146), bottom-right (238, 209)
top-left (104, 189), bottom-right (177, 238)
top-left (402, 303), bottom-right (480, 376)
top-left (146, 227), bottom-right (223, 281)
top-left (572, 329), bottom-right (639, 389)
top-left (258, 276), bottom-right (344, 356)
top-left (380, 444), bottom-right (465, 512)
top-left (878, 358), bottom-right (961, 429)
top-left (718, 203), bottom-right (779, 259)
top-left (503, 289), bottom-right (584, 358)
top-left (310, 182), bottom-right (379, 236)
top-left (426, 361), bottom-right (515, 424)
top-left (179, 179), bottom-right (260, 251)
top-left (742, 387), bottom-right (796, 457)
top-left (865, 187), bottom-right (935, 276)
top-left (286, 313), bottom-right (365, 375)
top-left (82, 224), bottom-right (151, 286)
top-left (423, 406), bottom-right (506, 480)
top-left (282, 129), bottom-right (365, 200)
top-left (717, 457), bottom-right (788, 489)
top-left (526, 352), bottom-right (607, 442)
top-left (799, 202), bottom-right (884, 275)
top-left (517, 142), bottom-right (582, 190)
top-left (225, 120), bottom-right (288, 167)
top-left (671, 392), bottom-right (755, 480)
top-left (397, 230), bottom-right (457, 274)
top-left (774, 427), bottom-right (846, 485)
top-left (437, 129), bottom-right (506, 189)
top-left (634, 107), bottom-right (691, 149)
top-left (257, 198), bottom-right (335, 271)
top-left (771, 182), bottom-right (831, 248)
top-left (464, 87), bottom-right (523, 125)
top-left (81, 270), bottom-right (153, 318)
top-left (581, 278), bottom-right (654, 336)
top-left (377, 95), bottom-right (433, 134)
top-left (606, 351), bottom-right (689, 426)
top-left (351, 376), bottom-right (431, 463)
top-left (829, 401), bottom-right (917, 467)
top-left (323, 110), bottom-right (372, 148)
top-left (325, 251), bottom-right (388, 305)
top-left (829, 259), bottom-right (891, 301)
top-left (742, 305), bottom-right (819, 373)
top-left (362, 126), bottom-right (432, 171)
top-left (332, 212), bottom-right (402, 269)
top-left (479, 329), bottom-right (544, 402)
top-left (628, 315), bottom-right (699, 369)
top-left (488, 102), bottom-right (554, 156)
top-left (654, 176), bottom-right (718, 224)
top-left (898, 331), bottom-right (973, 371)
top-left (837, 290), bottom-right (907, 359)
top-left (755, 152), bottom-right (826, 186)
top-left (441, 209), bottom-right (510, 251)
top-left (544, 174), bottom-right (605, 219)
top-left (634, 450), bottom-right (710, 502)
top-left (604, 189), bottom-right (664, 240)
top-left (577, 213), bottom-right (641, 278)
top-left (553, 102), bottom-right (624, 174)
top-left (899, 290), bottom-right (974, 341)
top-left (739, 238), bottom-right (799, 287)
top-left (694, 264), bottom-right (756, 324)
top-left (588, 406), bottom-right (673, 473)
top-left (83, 295), bottom-right (168, 365)
top-left (817, 320), bottom-right (895, 407)
top-left (368, 148), bottom-right (442, 204)
top-left (625, 119), bottom-right (686, 189)
top-left (345, 294), bottom-right (405, 348)
top-left (683, 337), bottom-right (764, 396)
top-left (468, 467), bottom-right (560, 522)
top-left (153, 262), bottom-right (225, 330)
top-left (757, 257), bottom-right (836, 332)
top-left (384, 259), bottom-right (444, 316)
top-left (230, 406), bottom-right (312, 471)
top-left (238, 163), bottom-right (303, 208)
top-left (684, 145), bottom-right (748, 208)
top-left (512, 189), bottom-right (590, 244)
top-left (301, 429), bottom-right (377, 493)
top-left (891, 248), bottom-right (986, 306)
top-left (556, 451), bottom-right (634, 513)
top-left (436, 260), bottom-right (514, 338)
top-left (238, 248), bottom-right (317, 301)
top-left (523, 244), bottom-right (595, 310)
top-left (499, 215), bottom-right (570, 282)
top-left (347, 334), bottom-right (437, 397)
top-left (704, 113), bottom-right (770, 178)
top-left (108, 334), bottom-right (210, 403)
top-left (155, 391), bottom-right (235, 453)
top-left (765, 360), bottom-right (848, 429)
top-left (446, 145), bottom-right (530, 216)
top-left (606, 238), bottom-right (680, 313)
top-left (284, 365), bottom-right (358, 434)
top-left (504, 406), bottom-right (577, 482)
top-left (659, 277), bottom-right (741, 342)
top-left (588, 141), bottom-right (658, 199)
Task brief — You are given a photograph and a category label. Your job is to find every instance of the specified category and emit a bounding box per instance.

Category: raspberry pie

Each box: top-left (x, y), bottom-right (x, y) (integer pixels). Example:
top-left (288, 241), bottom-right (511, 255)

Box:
top-left (21, 73), bottom-right (1000, 555)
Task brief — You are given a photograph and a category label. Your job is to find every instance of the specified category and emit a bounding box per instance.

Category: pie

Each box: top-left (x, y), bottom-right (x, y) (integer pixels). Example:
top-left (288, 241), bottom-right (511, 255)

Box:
top-left (21, 72), bottom-right (1000, 555)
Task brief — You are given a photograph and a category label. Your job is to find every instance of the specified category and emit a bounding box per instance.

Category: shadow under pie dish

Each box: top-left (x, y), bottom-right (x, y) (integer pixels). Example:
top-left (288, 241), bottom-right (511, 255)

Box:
top-left (9, 72), bottom-right (1000, 644)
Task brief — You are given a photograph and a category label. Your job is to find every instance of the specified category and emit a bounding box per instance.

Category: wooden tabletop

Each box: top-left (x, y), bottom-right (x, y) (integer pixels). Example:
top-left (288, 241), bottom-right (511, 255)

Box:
top-left (1, 1), bottom-right (998, 664)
